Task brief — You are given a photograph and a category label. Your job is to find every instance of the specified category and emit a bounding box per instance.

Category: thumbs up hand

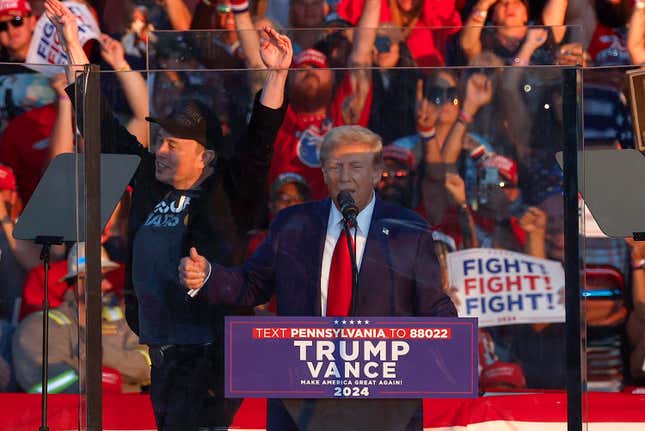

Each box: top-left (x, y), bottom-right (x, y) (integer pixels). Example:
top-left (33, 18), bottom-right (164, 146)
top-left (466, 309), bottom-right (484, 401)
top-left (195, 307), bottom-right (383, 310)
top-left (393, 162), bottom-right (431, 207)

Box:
top-left (179, 247), bottom-right (211, 291)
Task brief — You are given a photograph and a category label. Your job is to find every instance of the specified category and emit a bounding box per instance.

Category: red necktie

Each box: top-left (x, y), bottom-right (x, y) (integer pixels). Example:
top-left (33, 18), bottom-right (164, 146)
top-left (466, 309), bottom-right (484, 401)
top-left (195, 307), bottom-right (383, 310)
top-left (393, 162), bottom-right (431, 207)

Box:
top-left (327, 228), bottom-right (354, 316)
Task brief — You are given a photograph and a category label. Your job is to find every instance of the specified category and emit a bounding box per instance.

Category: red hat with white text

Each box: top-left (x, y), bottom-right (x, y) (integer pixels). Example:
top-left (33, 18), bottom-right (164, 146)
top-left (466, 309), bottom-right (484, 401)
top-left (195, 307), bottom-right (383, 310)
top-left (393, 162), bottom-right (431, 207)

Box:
top-left (0, 0), bottom-right (32, 19)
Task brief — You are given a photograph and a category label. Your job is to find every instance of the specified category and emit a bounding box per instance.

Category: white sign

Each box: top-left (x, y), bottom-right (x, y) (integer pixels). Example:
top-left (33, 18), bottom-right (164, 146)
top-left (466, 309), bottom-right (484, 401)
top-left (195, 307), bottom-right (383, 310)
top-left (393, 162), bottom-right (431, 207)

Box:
top-left (25, 1), bottom-right (100, 75)
top-left (446, 248), bottom-right (565, 327)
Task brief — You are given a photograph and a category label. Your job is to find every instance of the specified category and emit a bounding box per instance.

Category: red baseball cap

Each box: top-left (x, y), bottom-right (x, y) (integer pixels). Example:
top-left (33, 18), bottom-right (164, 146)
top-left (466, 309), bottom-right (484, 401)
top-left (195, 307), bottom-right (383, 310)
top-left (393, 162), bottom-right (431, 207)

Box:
top-left (292, 48), bottom-right (328, 69)
top-left (480, 362), bottom-right (527, 390)
top-left (0, 0), bottom-right (32, 19)
top-left (0, 164), bottom-right (16, 191)
top-left (383, 145), bottom-right (415, 170)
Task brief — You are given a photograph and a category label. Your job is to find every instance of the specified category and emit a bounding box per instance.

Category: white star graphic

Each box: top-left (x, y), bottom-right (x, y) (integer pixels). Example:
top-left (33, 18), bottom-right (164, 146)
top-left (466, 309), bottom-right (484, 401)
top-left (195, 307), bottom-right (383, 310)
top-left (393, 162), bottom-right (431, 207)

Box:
top-left (349, 320), bottom-right (355, 325)
top-left (357, 320), bottom-right (362, 325)
top-left (364, 320), bottom-right (370, 325)
top-left (342, 320), bottom-right (347, 325)
top-left (334, 320), bottom-right (339, 325)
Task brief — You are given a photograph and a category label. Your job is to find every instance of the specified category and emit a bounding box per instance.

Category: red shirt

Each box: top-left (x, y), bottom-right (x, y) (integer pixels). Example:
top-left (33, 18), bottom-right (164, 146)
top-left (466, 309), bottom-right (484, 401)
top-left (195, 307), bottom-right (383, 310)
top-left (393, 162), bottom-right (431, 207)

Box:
top-left (19, 260), bottom-right (69, 320)
top-left (20, 262), bottom-right (125, 320)
top-left (336, 0), bottom-right (462, 67)
top-left (0, 104), bottom-right (57, 205)
top-left (269, 74), bottom-right (373, 199)
top-left (588, 23), bottom-right (629, 65)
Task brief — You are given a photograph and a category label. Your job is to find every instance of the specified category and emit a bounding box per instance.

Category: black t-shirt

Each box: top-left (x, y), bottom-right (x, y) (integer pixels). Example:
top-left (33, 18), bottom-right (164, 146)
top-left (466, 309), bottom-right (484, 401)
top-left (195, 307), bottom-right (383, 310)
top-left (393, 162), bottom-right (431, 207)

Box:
top-left (132, 189), bottom-right (213, 345)
top-left (480, 27), bottom-right (557, 65)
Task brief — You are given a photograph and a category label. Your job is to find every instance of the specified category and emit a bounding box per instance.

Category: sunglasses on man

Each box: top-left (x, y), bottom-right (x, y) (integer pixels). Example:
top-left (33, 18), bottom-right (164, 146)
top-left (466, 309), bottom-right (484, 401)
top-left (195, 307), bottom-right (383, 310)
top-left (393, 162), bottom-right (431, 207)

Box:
top-left (375, 36), bottom-right (392, 53)
top-left (0, 16), bottom-right (25, 33)
top-left (381, 169), bottom-right (410, 179)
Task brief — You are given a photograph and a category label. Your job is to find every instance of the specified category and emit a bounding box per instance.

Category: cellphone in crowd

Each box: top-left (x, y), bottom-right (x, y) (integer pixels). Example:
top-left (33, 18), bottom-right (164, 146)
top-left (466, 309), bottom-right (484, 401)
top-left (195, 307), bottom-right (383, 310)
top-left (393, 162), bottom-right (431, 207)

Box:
top-left (477, 166), bottom-right (501, 207)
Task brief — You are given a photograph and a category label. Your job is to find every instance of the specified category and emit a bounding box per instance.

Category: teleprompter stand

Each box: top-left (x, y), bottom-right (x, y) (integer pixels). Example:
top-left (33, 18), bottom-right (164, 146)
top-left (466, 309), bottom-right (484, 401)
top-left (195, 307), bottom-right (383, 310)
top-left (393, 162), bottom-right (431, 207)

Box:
top-left (13, 153), bottom-right (139, 431)
top-left (557, 149), bottom-right (645, 240)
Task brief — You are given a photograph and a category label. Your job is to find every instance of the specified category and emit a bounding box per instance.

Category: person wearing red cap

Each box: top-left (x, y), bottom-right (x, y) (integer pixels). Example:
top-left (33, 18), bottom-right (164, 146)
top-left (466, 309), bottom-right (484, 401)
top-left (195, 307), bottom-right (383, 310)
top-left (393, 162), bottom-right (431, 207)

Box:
top-left (0, 162), bottom-right (27, 320)
top-left (470, 153), bottom-right (548, 255)
top-left (230, 0), bottom-right (380, 199)
top-left (267, 0), bottom-right (380, 199)
top-left (376, 145), bottom-right (416, 208)
top-left (477, 328), bottom-right (527, 391)
top-left (0, 1), bottom-right (101, 206)
top-left (0, 0), bottom-right (36, 62)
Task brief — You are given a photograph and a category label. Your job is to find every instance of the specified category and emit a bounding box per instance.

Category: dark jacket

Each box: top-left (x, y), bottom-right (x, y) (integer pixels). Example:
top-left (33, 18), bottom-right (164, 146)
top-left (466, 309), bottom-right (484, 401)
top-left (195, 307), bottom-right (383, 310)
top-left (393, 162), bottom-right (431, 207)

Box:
top-left (203, 196), bottom-right (457, 431)
top-left (68, 84), bottom-right (286, 335)
top-left (206, 197), bottom-right (455, 317)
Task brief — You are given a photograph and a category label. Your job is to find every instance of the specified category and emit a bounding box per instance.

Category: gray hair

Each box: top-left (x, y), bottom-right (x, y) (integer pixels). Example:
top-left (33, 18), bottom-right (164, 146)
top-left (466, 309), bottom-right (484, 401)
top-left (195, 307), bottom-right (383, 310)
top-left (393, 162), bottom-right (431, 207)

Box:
top-left (319, 125), bottom-right (383, 166)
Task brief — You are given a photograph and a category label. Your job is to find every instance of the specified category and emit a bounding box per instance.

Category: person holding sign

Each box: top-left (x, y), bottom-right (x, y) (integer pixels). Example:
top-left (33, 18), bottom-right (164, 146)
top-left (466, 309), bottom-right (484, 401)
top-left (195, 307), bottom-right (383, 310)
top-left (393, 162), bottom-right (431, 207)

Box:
top-left (180, 125), bottom-right (457, 431)
top-left (44, 0), bottom-right (291, 429)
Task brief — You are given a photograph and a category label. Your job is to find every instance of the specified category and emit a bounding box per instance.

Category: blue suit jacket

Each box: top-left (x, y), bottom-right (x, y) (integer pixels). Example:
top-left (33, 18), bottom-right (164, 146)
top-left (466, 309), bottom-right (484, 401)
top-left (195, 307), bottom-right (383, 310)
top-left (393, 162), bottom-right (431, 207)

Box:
top-left (204, 197), bottom-right (457, 431)
top-left (206, 197), bottom-right (456, 318)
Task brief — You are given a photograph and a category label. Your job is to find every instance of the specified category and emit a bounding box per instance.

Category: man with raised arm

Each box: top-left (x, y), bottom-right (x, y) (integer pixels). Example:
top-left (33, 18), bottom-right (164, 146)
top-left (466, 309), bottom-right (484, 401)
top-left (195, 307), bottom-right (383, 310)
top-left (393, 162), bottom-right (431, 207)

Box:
top-left (44, 0), bottom-right (291, 428)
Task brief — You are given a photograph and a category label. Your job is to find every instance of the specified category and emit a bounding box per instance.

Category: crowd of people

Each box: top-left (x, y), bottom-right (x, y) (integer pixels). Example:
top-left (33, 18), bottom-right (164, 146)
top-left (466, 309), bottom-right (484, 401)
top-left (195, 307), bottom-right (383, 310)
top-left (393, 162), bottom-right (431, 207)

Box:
top-left (0, 0), bottom-right (643, 424)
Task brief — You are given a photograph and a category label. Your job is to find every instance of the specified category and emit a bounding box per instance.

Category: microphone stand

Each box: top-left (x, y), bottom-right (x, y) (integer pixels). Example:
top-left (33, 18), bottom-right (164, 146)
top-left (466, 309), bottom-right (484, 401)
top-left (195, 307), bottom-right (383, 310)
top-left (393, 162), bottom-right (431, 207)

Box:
top-left (342, 219), bottom-right (359, 314)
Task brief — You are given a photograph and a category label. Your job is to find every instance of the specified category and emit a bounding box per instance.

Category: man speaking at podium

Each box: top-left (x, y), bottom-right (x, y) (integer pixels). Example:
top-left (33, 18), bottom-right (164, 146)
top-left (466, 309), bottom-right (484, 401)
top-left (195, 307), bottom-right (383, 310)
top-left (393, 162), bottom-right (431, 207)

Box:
top-left (180, 125), bottom-right (457, 431)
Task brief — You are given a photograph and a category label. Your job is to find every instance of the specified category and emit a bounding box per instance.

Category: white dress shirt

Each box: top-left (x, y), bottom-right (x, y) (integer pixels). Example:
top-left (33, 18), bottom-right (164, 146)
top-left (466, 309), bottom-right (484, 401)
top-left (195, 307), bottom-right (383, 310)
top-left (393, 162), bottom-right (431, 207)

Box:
top-left (320, 193), bottom-right (375, 316)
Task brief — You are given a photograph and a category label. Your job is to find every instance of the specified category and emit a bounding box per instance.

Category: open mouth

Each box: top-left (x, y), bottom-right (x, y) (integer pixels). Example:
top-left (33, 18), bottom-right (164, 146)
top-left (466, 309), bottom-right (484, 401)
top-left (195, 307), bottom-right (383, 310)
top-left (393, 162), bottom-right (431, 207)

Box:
top-left (156, 160), bottom-right (170, 171)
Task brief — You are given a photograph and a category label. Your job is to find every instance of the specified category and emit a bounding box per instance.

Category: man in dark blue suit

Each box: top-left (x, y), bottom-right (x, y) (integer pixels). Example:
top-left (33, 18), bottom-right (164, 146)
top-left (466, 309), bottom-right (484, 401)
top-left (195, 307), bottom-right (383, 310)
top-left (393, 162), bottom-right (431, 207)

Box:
top-left (180, 125), bottom-right (457, 431)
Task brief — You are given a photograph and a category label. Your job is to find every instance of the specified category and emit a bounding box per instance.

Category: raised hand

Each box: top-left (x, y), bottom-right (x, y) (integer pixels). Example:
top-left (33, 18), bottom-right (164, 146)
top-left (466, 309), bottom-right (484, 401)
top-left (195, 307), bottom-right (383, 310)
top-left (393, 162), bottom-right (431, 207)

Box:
top-left (44, 0), bottom-right (79, 50)
top-left (49, 72), bottom-right (69, 98)
top-left (445, 172), bottom-right (467, 206)
top-left (524, 28), bottom-right (548, 51)
top-left (557, 42), bottom-right (585, 66)
top-left (99, 34), bottom-right (128, 70)
top-left (415, 79), bottom-right (439, 133)
top-left (518, 206), bottom-right (548, 234)
top-left (179, 247), bottom-right (210, 290)
top-left (259, 27), bottom-right (293, 70)
top-left (463, 72), bottom-right (493, 115)
top-left (478, 0), bottom-right (498, 9)
top-left (0, 189), bottom-right (9, 220)
top-left (626, 237), bottom-right (645, 262)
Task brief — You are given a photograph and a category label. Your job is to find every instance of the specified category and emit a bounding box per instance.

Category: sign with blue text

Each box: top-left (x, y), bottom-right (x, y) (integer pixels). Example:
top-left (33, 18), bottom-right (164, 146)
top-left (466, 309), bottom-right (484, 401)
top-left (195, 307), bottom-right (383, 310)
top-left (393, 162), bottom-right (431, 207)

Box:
top-left (447, 248), bottom-right (566, 327)
top-left (225, 316), bottom-right (477, 399)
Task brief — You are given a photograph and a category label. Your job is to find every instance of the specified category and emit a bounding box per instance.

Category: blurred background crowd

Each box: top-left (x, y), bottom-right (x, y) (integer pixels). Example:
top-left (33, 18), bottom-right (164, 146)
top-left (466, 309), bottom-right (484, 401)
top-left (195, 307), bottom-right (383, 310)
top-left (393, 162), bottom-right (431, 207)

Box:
top-left (0, 0), bottom-right (643, 397)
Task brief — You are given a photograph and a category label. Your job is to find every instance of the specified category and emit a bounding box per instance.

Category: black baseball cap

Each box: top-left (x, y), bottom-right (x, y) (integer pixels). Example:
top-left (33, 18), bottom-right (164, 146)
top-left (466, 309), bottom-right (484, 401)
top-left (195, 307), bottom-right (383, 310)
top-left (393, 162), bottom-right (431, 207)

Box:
top-left (146, 99), bottom-right (223, 151)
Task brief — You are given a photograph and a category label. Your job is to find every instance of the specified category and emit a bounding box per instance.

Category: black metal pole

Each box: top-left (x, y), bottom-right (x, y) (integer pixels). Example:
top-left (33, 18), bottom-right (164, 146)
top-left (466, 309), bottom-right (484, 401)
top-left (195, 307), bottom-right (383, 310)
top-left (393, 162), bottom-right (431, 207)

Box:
top-left (35, 235), bottom-right (62, 431)
top-left (562, 67), bottom-right (583, 431)
top-left (39, 243), bottom-right (50, 431)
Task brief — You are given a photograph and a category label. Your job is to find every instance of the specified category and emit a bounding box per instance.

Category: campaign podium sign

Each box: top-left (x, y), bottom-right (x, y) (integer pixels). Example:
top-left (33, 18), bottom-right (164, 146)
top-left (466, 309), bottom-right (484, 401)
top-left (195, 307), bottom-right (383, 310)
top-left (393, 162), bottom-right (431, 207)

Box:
top-left (225, 316), bottom-right (477, 399)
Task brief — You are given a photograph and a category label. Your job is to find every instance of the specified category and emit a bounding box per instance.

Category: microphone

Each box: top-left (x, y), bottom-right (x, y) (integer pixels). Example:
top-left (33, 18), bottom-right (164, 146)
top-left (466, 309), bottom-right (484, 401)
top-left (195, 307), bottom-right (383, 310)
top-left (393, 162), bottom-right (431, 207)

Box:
top-left (337, 191), bottom-right (358, 227)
